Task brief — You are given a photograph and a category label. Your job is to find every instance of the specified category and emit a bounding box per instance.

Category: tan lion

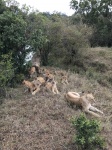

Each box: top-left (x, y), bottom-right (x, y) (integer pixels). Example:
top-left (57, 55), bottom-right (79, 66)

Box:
top-left (65, 91), bottom-right (103, 117)
top-left (22, 80), bottom-right (41, 95)
top-left (45, 80), bottom-right (59, 94)
top-left (61, 75), bottom-right (69, 84)
top-left (55, 70), bottom-right (68, 84)
top-left (29, 65), bottom-right (41, 78)
top-left (45, 72), bottom-right (54, 82)
top-left (35, 76), bottom-right (46, 84)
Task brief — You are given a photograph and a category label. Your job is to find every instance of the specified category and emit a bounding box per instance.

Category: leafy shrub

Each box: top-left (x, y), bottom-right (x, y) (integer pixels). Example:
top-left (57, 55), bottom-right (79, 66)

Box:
top-left (9, 73), bottom-right (25, 88)
top-left (71, 114), bottom-right (105, 150)
top-left (45, 20), bottom-right (92, 67)
top-left (0, 53), bottom-right (14, 98)
top-left (0, 53), bottom-right (14, 87)
top-left (62, 25), bottom-right (91, 66)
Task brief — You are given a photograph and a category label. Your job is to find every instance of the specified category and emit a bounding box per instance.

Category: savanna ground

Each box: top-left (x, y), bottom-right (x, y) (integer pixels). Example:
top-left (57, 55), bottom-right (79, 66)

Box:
top-left (0, 47), bottom-right (112, 150)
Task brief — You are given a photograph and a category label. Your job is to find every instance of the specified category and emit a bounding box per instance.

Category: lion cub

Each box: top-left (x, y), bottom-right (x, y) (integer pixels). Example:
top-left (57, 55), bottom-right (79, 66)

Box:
top-left (55, 71), bottom-right (68, 84)
top-left (35, 77), bottom-right (46, 84)
top-left (22, 80), bottom-right (41, 95)
top-left (65, 91), bottom-right (103, 118)
top-left (61, 75), bottom-right (69, 84)
top-left (45, 79), bottom-right (59, 94)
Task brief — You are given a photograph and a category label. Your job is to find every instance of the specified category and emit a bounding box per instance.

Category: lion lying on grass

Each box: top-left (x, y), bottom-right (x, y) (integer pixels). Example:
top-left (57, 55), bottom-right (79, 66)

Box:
top-left (22, 79), bottom-right (41, 95)
top-left (44, 79), bottom-right (59, 94)
top-left (22, 76), bottom-right (59, 95)
top-left (65, 91), bottom-right (104, 118)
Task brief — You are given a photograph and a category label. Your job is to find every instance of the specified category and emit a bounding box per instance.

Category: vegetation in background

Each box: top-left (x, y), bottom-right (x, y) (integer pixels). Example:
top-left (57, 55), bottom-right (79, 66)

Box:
top-left (70, 0), bottom-right (112, 47)
top-left (0, 1), bottom-right (112, 149)
top-left (71, 114), bottom-right (105, 150)
top-left (0, 0), bottom-right (47, 83)
top-left (0, 53), bottom-right (14, 86)
top-left (0, 0), bottom-right (112, 86)
top-left (0, 53), bottom-right (14, 97)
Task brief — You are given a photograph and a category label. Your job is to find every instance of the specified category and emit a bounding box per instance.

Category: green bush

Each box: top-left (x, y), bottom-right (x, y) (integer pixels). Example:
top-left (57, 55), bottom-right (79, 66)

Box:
top-left (71, 114), bottom-right (105, 150)
top-left (0, 53), bottom-right (14, 87)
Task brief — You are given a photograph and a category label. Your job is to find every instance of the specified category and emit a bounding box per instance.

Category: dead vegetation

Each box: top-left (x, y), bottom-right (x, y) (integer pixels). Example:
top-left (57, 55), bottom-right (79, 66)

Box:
top-left (0, 47), bottom-right (112, 150)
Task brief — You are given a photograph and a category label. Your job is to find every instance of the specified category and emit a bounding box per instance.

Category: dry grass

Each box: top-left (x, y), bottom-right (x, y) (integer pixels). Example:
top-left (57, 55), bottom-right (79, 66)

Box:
top-left (0, 47), bottom-right (112, 150)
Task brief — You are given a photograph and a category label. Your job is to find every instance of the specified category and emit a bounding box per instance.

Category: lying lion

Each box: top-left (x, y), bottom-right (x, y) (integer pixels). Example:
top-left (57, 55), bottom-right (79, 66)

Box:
top-left (35, 77), bottom-right (46, 84)
top-left (45, 79), bottom-right (59, 94)
top-left (22, 80), bottom-right (41, 95)
top-left (31, 77), bottom-right (46, 95)
top-left (61, 75), bottom-right (69, 84)
top-left (44, 72), bottom-right (54, 82)
top-left (29, 65), bottom-right (41, 78)
top-left (65, 91), bottom-right (104, 117)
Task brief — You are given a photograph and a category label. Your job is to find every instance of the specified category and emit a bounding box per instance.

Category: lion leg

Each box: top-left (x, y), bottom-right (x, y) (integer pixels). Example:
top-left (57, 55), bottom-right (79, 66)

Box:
top-left (89, 106), bottom-right (104, 115)
top-left (30, 88), bottom-right (34, 94)
top-left (84, 108), bottom-right (101, 118)
top-left (55, 88), bottom-right (59, 94)
top-left (65, 79), bottom-right (69, 84)
top-left (52, 86), bottom-right (57, 94)
top-left (32, 87), bottom-right (40, 95)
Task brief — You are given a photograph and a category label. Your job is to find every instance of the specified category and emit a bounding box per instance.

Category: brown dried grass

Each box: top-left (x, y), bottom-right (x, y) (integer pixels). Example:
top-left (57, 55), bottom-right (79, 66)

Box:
top-left (0, 47), bottom-right (112, 150)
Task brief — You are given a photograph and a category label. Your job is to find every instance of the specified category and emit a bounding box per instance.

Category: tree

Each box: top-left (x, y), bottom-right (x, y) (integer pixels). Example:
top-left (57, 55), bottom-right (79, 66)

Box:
top-left (0, 0), bottom-right (47, 75)
top-left (0, 0), bottom-right (7, 14)
top-left (0, 53), bottom-right (14, 87)
top-left (0, 10), bottom-right (28, 72)
top-left (0, 53), bottom-right (14, 97)
top-left (70, 0), bottom-right (112, 47)
top-left (26, 12), bottom-right (50, 65)
top-left (40, 12), bottom-right (92, 68)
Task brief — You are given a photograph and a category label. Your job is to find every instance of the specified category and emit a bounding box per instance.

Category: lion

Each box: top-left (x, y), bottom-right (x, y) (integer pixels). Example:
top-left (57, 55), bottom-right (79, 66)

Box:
top-left (22, 79), bottom-right (41, 95)
top-left (35, 76), bottom-right (46, 84)
top-left (65, 91), bottom-right (103, 117)
top-left (55, 70), bottom-right (68, 84)
top-left (44, 72), bottom-right (54, 82)
top-left (30, 77), bottom-right (46, 95)
top-left (29, 65), bottom-right (41, 78)
top-left (61, 75), bottom-right (69, 84)
top-left (45, 79), bottom-right (59, 94)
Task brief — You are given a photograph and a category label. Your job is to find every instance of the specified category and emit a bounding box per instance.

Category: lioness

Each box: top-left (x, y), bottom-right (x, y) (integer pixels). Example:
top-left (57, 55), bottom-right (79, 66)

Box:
top-left (44, 72), bottom-right (54, 82)
top-left (35, 76), bottom-right (46, 84)
top-left (55, 70), bottom-right (68, 84)
top-left (29, 65), bottom-right (41, 78)
top-left (45, 80), bottom-right (59, 94)
top-left (65, 91), bottom-right (103, 117)
top-left (61, 75), bottom-right (69, 84)
top-left (22, 80), bottom-right (41, 95)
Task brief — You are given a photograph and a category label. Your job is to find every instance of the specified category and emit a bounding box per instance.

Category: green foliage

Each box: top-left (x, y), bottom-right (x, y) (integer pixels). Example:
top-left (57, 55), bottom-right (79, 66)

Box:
top-left (62, 25), bottom-right (91, 66)
top-left (10, 73), bottom-right (25, 87)
top-left (43, 14), bottom-right (91, 67)
top-left (70, 0), bottom-right (112, 25)
top-left (30, 12), bottom-right (91, 67)
top-left (0, 0), bottom-right (111, 85)
top-left (0, 53), bottom-right (14, 87)
top-left (71, 114), bottom-right (105, 150)
top-left (0, 0), bottom-right (6, 14)
top-left (0, 0), bottom-right (47, 74)
top-left (0, 8), bottom-right (27, 73)
top-left (70, 0), bottom-right (112, 47)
